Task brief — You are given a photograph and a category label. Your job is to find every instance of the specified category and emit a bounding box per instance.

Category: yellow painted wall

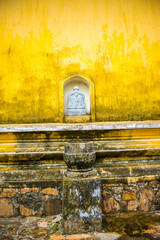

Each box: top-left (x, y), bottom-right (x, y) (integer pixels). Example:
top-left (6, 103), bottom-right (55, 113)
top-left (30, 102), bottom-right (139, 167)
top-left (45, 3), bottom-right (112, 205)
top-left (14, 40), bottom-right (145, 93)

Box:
top-left (0, 0), bottom-right (160, 123)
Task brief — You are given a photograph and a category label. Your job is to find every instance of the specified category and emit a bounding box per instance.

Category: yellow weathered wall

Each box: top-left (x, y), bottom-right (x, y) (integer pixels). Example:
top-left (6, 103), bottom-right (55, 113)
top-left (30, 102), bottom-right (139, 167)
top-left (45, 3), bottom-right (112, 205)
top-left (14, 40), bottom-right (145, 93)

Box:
top-left (0, 0), bottom-right (160, 123)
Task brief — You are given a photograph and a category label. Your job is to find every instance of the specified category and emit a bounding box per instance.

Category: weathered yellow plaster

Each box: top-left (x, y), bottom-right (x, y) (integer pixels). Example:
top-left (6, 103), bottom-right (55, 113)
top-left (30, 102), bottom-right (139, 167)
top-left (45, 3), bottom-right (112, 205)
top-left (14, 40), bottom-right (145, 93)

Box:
top-left (0, 0), bottom-right (160, 123)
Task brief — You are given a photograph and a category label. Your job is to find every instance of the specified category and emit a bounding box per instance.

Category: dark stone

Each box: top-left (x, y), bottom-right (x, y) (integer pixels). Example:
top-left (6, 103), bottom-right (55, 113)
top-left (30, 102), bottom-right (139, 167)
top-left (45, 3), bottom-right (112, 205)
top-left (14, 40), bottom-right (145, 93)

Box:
top-left (0, 237), bottom-right (15, 240)
top-left (20, 192), bottom-right (42, 211)
top-left (62, 169), bottom-right (101, 234)
top-left (121, 201), bottom-right (127, 211)
top-left (43, 198), bottom-right (61, 216)
top-left (64, 152), bottom-right (95, 170)
top-left (155, 202), bottom-right (160, 210)
top-left (63, 142), bottom-right (96, 171)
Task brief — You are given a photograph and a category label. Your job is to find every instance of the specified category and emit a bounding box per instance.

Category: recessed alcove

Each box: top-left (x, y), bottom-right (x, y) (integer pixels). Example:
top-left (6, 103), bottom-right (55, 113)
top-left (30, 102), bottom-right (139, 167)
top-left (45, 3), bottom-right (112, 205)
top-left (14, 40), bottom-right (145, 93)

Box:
top-left (63, 77), bottom-right (90, 116)
top-left (59, 74), bottom-right (95, 123)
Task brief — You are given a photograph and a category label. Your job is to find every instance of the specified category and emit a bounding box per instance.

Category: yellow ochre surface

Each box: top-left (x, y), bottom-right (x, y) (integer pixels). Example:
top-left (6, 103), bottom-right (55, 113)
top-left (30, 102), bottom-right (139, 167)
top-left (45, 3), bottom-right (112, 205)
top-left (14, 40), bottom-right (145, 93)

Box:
top-left (0, 0), bottom-right (160, 123)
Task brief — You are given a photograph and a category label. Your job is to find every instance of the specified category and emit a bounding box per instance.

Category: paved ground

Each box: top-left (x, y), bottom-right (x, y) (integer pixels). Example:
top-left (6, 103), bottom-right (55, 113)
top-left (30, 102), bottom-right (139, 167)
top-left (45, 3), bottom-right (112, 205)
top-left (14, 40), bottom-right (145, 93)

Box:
top-left (0, 216), bottom-right (55, 240)
top-left (0, 213), bottom-right (160, 240)
top-left (0, 215), bottom-right (121, 240)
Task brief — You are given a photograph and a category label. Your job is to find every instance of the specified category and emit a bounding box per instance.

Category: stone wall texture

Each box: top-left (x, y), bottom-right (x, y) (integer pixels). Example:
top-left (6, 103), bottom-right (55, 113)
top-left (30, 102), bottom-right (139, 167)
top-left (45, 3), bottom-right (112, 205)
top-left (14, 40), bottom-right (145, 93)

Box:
top-left (0, 125), bottom-right (159, 218)
top-left (0, 180), bottom-right (159, 218)
top-left (102, 181), bottom-right (160, 214)
top-left (0, 186), bottom-right (61, 218)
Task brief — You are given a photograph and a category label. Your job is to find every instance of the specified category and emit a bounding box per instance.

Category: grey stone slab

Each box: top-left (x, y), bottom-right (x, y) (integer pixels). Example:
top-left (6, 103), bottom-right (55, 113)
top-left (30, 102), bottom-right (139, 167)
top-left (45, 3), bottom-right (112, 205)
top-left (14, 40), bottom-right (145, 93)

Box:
top-left (94, 232), bottom-right (121, 240)
top-left (0, 121), bottom-right (160, 133)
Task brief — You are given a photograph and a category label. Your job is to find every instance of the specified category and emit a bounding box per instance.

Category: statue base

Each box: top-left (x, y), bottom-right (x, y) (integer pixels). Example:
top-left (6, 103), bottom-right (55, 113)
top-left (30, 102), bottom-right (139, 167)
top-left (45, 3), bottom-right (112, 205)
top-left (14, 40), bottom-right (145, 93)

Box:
top-left (67, 108), bottom-right (86, 115)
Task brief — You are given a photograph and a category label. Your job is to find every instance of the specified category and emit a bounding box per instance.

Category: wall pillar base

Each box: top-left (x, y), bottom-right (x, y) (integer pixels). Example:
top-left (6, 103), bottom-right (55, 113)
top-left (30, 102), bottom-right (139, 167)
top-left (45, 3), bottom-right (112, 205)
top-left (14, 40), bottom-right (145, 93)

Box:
top-left (62, 169), bottom-right (101, 234)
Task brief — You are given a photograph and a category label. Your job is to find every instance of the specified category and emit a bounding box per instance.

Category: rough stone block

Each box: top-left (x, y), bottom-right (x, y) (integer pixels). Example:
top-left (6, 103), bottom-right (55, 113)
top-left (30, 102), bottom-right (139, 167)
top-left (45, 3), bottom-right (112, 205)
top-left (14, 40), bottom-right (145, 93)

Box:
top-left (41, 187), bottom-right (58, 196)
top-left (19, 204), bottom-right (37, 216)
top-left (137, 182), bottom-right (148, 188)
top-left (0, 236), bottom-right (15, 240)
top-left (20, 187), bottom-right (39, 194)
top-left (156, 191), bottom-right (160, 199)
top-left (43, 198), bottom-right (61, 216)
top-left (103, 190), bottom-right (112, 196)
top-left (149, 181), bottom-right (159, 188)
top-left (113, 186), bottom-right (123, 194)
top-left (155, 202), bottom-right (160, 210)
top-left (0, 192), bottom-right (18, 198)
top-left (50, 233), bottom-right (121, 240)
top-left (3, 188), bottom-right (19, 193)
top-left (122, 190), bottom-right (137, 201)
top-left (114, 194), bottom-right (121, 202)
top-left (50, 236), bottom-right (65, 240)
top-left (139, 188), bottom-right (154, 212)
top-left (65, 234), bottom-right (92, 239)
top-left (94, 232), bottom-right (121, 240)
top-left (128, 200), bottom-right (139, 211)
top-left (143, 224), bottom-right (160, 239)
top-left (0, 198), bottom-right (15, 217)
top-left (121, 201), bottom-right (127, 211)
top-left (103, 197), bottom-right (120, 213)
top-left (20, 192), bottom-right (41, 211)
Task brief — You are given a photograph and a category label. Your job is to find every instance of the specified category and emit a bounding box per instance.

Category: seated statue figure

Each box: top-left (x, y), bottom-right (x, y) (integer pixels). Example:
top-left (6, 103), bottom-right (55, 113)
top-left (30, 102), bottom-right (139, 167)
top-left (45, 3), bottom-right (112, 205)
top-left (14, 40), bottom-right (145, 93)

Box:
top-left (67, 86), bottom-right (86, 115)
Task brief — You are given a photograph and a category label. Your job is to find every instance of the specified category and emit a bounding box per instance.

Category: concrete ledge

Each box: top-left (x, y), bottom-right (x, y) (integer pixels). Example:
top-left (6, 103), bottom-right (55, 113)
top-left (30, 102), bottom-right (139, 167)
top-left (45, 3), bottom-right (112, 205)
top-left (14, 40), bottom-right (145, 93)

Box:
top-left (0, 120), bottom-right (160, 132)
top-left (0, 121), bottom-right (159, 164)
top-left (0, 164), bottom-right (159, 186)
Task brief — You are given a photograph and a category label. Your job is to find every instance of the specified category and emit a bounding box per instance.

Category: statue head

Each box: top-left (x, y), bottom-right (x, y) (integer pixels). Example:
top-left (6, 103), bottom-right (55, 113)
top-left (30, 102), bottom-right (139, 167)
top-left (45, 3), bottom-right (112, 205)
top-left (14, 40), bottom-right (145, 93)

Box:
top-left (73, 86), bottom-right (79, 96)
top-left (73, 86), bottom-right (79, 92)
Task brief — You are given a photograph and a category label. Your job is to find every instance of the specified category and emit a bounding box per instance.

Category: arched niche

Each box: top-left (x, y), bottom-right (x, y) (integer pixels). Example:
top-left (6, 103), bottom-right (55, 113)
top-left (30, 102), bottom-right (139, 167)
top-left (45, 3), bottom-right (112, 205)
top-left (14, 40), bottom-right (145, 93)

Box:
top-left (64, 77), bottom-right (90, 115)
top-left (59, 74), bottom-right (95, 123)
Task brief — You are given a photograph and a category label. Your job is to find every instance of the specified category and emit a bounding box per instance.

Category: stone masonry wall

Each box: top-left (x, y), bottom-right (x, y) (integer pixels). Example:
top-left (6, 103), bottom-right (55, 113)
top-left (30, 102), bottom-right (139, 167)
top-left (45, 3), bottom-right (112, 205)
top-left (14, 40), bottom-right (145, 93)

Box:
top-left (102, 180), bottom-right (160, 214)
top-left (0, 185), bottom-right (62, 218)
top-left (0, 180), bottom-right (159, 218)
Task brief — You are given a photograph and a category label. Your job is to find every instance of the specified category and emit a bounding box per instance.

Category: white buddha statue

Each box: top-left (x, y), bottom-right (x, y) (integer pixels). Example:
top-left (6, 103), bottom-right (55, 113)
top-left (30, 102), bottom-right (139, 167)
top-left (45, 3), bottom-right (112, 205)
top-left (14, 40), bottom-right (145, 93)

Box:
top-left (67, 86), bottom-right (86, 115)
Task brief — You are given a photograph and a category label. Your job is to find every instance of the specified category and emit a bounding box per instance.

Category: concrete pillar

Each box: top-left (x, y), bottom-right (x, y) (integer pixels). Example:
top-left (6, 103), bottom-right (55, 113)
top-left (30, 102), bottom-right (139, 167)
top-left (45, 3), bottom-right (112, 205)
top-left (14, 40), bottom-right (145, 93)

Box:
top-left (62, 142), bottom-right (102, 234)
